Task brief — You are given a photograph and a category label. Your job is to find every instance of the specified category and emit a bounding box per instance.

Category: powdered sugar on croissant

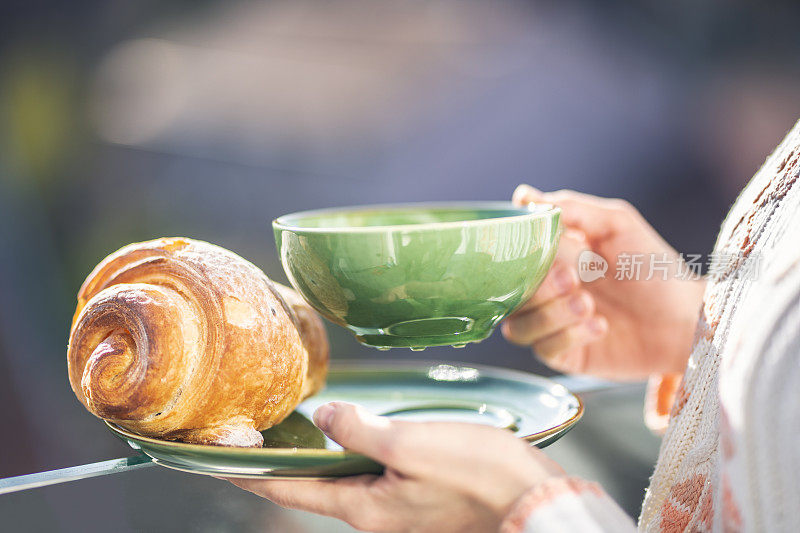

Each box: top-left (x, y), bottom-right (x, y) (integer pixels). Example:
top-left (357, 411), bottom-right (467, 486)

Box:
top-left (67, 237), bottom-right (328, 447)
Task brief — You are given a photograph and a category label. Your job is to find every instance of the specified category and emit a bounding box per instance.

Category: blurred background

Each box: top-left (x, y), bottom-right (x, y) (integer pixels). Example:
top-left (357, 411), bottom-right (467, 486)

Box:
top-left (1, 0), bottom-right (799, 531)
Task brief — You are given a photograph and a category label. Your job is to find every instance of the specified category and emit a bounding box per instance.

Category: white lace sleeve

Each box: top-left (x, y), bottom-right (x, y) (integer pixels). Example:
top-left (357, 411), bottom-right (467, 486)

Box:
top-left (500, 477), bottom-right (636, 533)
top-left (718, 215), bottom-right (800, 532)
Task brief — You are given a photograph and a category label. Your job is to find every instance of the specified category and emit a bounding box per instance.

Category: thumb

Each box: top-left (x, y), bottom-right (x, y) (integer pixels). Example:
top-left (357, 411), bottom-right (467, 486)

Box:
top-left (313, 402), bottom-right (396, 461)
top-left (513, 184), bottom-right (629, 241)
top-left (512, 184), bottom-right (548, 206)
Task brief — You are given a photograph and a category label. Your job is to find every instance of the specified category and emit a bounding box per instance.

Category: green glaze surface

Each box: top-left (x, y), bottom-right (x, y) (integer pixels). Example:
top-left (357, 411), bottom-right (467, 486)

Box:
top-left (273, 202), bottom-right (561, 349)
top-left (107, 361), bottom-right (582, 479)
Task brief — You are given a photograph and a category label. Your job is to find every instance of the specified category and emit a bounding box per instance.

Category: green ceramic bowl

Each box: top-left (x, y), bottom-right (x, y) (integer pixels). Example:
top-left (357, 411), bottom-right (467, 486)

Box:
top-left (273, 202), bottom-right (561, 349)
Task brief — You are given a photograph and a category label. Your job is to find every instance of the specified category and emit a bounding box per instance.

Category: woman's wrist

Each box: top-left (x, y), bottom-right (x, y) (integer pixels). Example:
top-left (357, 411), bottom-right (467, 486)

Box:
top-left (500, 476), bottom-right (636, 533)
top-left (502, 477), bottom-right (601, 523)
top-left (477, 449), bottom-right (568, 519)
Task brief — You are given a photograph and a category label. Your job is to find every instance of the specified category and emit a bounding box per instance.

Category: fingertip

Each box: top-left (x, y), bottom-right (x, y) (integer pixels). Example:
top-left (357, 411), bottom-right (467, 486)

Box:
top-left (587, 315), bottom-right (608, 337)
top-left (501, 317), bottom-right (527, 346)
top-left (500, 320), bottom-right (517, 343)
top-left (513, 183), bottom-right (534, 196)
top-left (512, 184), bottom-right (544, 205)
top-left (524, 265), bottom-right (578, 308)
top-left (554, 266), bottom-right (579, 294)
top-left (562, 228), bottom-right (588, 244)
top-left (313, 401), bottom-right (359, 433)
top-left (532, 344), bottom-right (560, 368)
top-left (568, 290), bottom-right (594, 317)
top-left (313, 404), bottom-right (337, 433)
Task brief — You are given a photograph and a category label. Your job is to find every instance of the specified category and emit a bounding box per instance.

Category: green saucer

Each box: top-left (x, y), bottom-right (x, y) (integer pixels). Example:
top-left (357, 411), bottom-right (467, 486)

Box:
top-left (107, 361), bottom-right (583, 479)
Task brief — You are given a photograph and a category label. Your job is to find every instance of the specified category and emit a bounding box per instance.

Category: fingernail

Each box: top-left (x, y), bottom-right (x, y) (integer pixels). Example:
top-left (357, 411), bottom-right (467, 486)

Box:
top-left (555, 268), bottom-right (575, 293)
top-left (513, 184), bottom-right (540, 204)
top-left (313, 404), bottom-right (336, 433)
top-left (569, 293), bottom-right (586, 315)
top-left (514, 184), bottom-right (534, 196)
top-left (588, 317), bottom-right (606, 335)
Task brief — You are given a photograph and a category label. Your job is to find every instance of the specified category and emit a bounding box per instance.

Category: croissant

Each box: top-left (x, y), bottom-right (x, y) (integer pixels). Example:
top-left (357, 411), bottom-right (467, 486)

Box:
top-left (67, 237), bottom-right (329, 447)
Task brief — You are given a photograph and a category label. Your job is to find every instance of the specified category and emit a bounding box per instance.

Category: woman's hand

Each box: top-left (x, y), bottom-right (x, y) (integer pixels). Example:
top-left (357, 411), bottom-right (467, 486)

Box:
top-left (502, 185), bottom-right (705, 379)
top-left (227, 402), bottom-right (565, 532)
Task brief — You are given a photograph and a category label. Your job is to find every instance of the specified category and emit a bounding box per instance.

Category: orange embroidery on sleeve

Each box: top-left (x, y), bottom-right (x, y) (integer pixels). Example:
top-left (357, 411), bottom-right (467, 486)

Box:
top-left (500, 477), bottom-right (604, 533)
top-left (659, 474), bottom-right (708, 533)
top-left (722, 474), bottom-right (743, 531)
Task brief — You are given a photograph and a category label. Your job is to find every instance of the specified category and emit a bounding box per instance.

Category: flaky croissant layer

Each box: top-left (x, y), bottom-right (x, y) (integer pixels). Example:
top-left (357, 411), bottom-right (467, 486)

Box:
top-left (67, 237), bottom-right (328, 447)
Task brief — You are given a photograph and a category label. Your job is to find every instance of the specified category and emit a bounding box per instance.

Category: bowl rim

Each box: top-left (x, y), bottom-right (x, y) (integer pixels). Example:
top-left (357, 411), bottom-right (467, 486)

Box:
top-left (273, 201), bottom-right (560, 234)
